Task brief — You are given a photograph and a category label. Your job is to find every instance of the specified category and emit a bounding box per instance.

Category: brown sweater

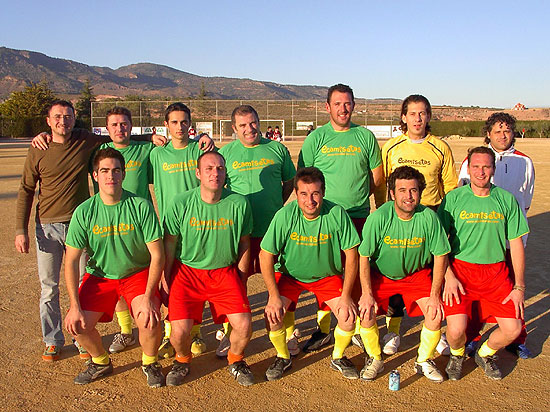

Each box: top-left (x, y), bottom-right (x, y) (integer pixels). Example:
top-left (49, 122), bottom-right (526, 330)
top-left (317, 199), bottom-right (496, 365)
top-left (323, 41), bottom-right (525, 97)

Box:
top-left (15, 129), bottom-right (109, 235)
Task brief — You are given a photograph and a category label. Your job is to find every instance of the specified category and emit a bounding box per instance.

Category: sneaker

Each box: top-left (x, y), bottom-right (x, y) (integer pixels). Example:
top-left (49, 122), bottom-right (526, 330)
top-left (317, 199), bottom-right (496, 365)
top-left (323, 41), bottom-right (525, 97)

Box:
top-left (108, 333), bottom-right (135, 353)
top-left (166, 360), bottom-right (190, 386)
top-left (330, 357), bottom-right (359, 379)
top-left (228, 360), bottom-right (255, 386)
top-left (303, 330), bottom-right (331, 353)
top-left (42, 345), bottom-right (61, 362)
top-left (73, 339), bottom-right (91, 360)
top-left (265, 357), bottom-right (292, 381)
top-left (142, 362), bottom-right (165, 388)
top-left (158, 338), bottom-right (175, 359)
top-left (506, 343), bottom-right (532, 359)
top-left (436, 333), bottom-right (450, 356)
top-left (382, 332), bottom-right (401, 355)
top-left (465, 340), bottom-right (479, 357)
top-left (360, 357), bottom-right (384, 381)
top-left (474, 351), bottom-right (502, 380)
top-left (74, 361), bottom-right (113, 384)
top-left (445, 354), bottom-right (465, 381)
top-left (216, 330), bottom-right (231, 358)
top-left (191, 335), bottom-right (207, 355)
top-left (414, 359), bottom-right (444, 382)
top-left (351, 334), bottom-right (365, 351)
top-left (286, 329), bottom-right (301, 356)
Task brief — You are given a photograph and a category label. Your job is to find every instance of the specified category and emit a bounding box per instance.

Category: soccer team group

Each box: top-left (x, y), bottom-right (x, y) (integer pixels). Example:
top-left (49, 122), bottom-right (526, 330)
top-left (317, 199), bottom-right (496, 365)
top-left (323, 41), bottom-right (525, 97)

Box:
top-left (14, 83), bottom-right (535, 389)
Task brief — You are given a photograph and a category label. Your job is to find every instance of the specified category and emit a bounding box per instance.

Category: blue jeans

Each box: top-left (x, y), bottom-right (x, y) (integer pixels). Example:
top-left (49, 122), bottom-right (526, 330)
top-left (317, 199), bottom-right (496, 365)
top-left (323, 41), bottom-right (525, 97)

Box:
top-left (35, 222), bottom-right (86, 346)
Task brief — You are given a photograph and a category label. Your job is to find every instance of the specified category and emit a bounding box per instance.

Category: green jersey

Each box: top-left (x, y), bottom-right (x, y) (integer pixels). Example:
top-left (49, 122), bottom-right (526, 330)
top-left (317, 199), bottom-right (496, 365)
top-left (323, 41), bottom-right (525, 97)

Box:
top-left (96, 141), bottom-right (154, 201)
top-left (438, 184), bottom-right (529, 264)
top-left (298, 123), bottom-right (382, 218)
top-left (150, 140), bottom-right (202, 221)
top-left (359, 202), bottom-right (450, 280)
top-left (219, 137), bottom-right (296, 237)
top-left (164, 187), bottom-right (253, 270)
top-left (66, 190), bottom-right (162, 280)
top-left (261, 200), bottom-right (360, 283)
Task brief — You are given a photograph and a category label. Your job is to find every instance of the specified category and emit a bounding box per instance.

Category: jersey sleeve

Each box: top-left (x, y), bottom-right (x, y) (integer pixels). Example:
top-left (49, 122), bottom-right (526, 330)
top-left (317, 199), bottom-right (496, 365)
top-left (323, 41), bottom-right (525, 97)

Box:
top-left (337, 207), bottom-right (361, 250)
top-left (297, 135), bottom-right (315, 168)
top-left (505, 195), bottom-right (530, 240)
top-left (426, 210), bottom-right (451, 256)
top-left (15, 150), bottom-right (40, 235)
top-left (65, 205), bottom-right (88, 250)
top-left (260, 209), bottom-right (286, 255)
top-left (281, 145), bottom-right (297, 181)
top-left (138, 199), bottom-right (162, 243)
top-left (358, 213), bottom-right (380, 257)
top-left (440, 142), bottom-right (458, 195)
top-left (241, 197), bottom-right (254, 237)
top-left (365, 130), bottom-right (382, 170)
top-left (163, 194), bottom-right (185, 236)
top-left (436, 196), bottom-right (455, 240)
top-left (524, 157), bottom-right (535, 211)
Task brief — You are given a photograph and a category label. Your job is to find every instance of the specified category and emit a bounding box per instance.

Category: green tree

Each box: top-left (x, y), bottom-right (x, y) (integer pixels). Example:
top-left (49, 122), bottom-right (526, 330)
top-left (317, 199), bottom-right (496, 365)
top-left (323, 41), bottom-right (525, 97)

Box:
top-left (0, 81), bottom-right (56, 117)
top-left (75, 79), bottom-right (95, 129)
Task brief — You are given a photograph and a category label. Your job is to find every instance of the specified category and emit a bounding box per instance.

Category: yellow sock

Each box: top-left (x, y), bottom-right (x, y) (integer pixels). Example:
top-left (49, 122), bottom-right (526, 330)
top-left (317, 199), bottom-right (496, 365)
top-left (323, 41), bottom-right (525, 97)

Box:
top-left (92, 351), bottom-right (110, 365)
top-left (386, 316), bottom-right (402, 336)
top-left (360, 324), bottom-right (382, 360)
top-left (478, 341), bottom-right (497, 357)
top-left (164, 320), bottom-right (171, 339)
top-left (269, 328), bottom-right (290, 359)
top-left (317, 310), bottom-right (331, 334)
top-left (191, 323), bottom-right (201, 338)
top-left (223, 321), bottom-right (232, 336)
top-left (116, 310), bottom-right (133, 335)
top-left (417, 325), bottom-right (441, 363)
top-left (450, 346), bottom-right (465, 357)
top-left (283, 311), bottom-right (295, 336)
top-left (354, 317), bottom-right (361, 335)
top-left (142, 353), bottom-right (158, 366)
top-left (332, 326), bottom-right (354, 359)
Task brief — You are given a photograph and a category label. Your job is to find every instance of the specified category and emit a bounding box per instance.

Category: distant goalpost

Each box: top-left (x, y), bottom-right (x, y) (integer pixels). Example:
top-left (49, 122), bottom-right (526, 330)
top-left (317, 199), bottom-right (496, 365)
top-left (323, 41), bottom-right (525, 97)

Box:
top-left (219, 119), bottom-right (285, 141)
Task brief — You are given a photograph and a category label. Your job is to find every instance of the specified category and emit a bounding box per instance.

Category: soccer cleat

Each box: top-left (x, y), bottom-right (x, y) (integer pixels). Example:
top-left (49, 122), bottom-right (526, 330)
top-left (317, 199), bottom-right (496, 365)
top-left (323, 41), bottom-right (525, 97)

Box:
top-left (158, 338), bottom-right (175, 359)
top-left (474, 351), bottom-right (502, 380)
top-left (302, 330), bottom-right (331, 353)
top-left (166, 360), bottom-right (190, 386)
top-left (286, 328), bottom-right (301, 356)
top-left (74, 361), bottom-right (113, 384)
top-left (228, 360), bottom-right (255, 386)
top-left (142, 362), bottom-right (165, 388)
top-left (445, 354), bottom-right (465, 381)
top-left (191, 335), bottom-right (207, 355)
top-left (414, 359), bottom-right (444, 383)
top-left (351, 334), bottom-right (365, 351)
top-left (73, 339), bottom-right (91, 360)
top-left (465, 340), bottom-right (479, 357)
top-left (42, 345), bottom-right (61, 362)
top-left (382, 332), bottom-right (401, 355)
top-left (216, 330), bottom-right (231, 358)
top-left (330, 356), bottom-right (359, 379)
top-left (265, 357), bottom-right (292, 381)
top-left (108, 332), bottom-right (136, 353)
top-left (360, 357), bottom-right (384, 381)
top-left (505, 343), bottom-right (532, 359)
top-left (436, 333), bottom-right (450, 356)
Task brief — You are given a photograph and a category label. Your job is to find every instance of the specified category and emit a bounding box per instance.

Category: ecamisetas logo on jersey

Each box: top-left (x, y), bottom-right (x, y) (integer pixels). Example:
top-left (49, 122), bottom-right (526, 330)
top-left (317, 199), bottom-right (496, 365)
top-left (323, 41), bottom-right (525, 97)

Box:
top-left (126, 159), bottom-right (142, 171)
top-left (162, 159), bottom-right (197, 172)
top-left (321, 145), bottom-right (361, 155)
top-left (384, 236), bottom-right (424, 248)
top-left (232, 158), bottom-right (275, 171)
top-left (397, 157), bottom-right (431, 166)
top-left (290, 231), bottom-right (332, 245)
top-left (189, 217), bottom-right (234, 230)
top-left (92, 223), bottom-right (135, 237)
top-left (459, 210), bottom-right (504, 222)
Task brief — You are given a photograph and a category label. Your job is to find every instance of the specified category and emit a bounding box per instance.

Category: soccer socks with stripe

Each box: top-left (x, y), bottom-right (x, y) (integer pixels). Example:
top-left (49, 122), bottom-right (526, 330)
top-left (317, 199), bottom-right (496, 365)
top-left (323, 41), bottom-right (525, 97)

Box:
top-left (223, 321), bottom-right (232, 336)
top-left (478, 341), bottom-right (497, 357)
top-left (417, 325), bottom-right (441, 362)
top-left (142, 353), bottom-right (158, 366)
top-left (386, 316), bottom-right (402, 336)
top-left (354, 317), bottom-right (361, 335)
top-left (360, 324), bottom-right (382, 360)
top-left (283, 311), bottom-right (296, 336)
top-left (317, 310), bottom-right (331, 334)
top-left (332, 326), bottom-right (354, 359)
top-left (190, 323), bottom-right (201, 338)
top-left (164, 320), bottom-right (171, 339)
top-left (269, 328), bottom-right (290, 359)
top-left (116, 309), bottom-right (133, 335)
top-left (92, 351), bottom-right (110, 366)
top-left (227, 350), bottom-right (244, 365)
top-left (176, 353), bottom-right (192, 364)
top-left (450, 346), bottom-right (465, 357)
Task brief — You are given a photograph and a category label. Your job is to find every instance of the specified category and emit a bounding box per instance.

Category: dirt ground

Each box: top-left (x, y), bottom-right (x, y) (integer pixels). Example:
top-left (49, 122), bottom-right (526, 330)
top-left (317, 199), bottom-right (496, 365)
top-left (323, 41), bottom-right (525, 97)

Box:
top-left (0, 137), bottom-right (548, 412)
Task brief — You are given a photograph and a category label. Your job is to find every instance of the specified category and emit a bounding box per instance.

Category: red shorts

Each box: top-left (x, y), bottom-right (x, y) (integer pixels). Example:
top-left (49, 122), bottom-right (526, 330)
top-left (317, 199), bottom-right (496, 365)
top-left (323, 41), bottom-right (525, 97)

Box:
top-left (168, 260), bottom-right (250, 324)
top-left (444, 259), bottom-right (517, 320)
top-left (248, 237), bottom-right (262, 276)
top-left (79, 268), bottom-right (158, 323)
top-left (370, 267), bottom-right (433, 317)
top-left (276, 273), bottom-right (343, 308)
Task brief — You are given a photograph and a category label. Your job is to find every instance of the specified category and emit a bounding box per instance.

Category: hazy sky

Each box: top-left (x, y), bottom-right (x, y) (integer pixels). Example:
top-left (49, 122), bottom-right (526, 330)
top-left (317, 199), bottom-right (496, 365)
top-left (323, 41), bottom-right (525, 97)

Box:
top-left (2, 0), bottom-right (548, 107)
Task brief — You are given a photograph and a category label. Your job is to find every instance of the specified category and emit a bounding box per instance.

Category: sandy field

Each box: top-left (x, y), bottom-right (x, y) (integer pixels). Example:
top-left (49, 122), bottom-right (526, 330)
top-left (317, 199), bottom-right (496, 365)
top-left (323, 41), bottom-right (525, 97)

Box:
top-left (0, 137), bottom-right (548, 412)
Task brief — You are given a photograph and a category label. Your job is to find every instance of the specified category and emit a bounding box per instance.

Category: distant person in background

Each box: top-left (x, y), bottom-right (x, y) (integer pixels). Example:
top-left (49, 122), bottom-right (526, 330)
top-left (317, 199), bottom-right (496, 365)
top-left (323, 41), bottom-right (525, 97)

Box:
top-left (457, 112), bottom-right (535, 359)
top-left (306, 125), bottom-right (315, 136)
top-left (265, 126), bottom-right (274, 140)
top-left (273, 126), bottom-right (282, 142)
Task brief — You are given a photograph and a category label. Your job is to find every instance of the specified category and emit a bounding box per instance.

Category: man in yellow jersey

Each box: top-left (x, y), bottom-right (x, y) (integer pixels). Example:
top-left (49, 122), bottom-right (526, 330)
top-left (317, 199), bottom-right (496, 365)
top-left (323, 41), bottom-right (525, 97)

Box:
top-left (372, 95), bottom-right (457, 355)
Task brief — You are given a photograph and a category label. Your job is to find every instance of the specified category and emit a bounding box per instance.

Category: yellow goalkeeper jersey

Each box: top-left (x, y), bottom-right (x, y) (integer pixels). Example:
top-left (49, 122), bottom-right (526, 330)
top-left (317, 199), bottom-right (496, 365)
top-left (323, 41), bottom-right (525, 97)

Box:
top-left (377, 133), bottom-right (457, 207)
